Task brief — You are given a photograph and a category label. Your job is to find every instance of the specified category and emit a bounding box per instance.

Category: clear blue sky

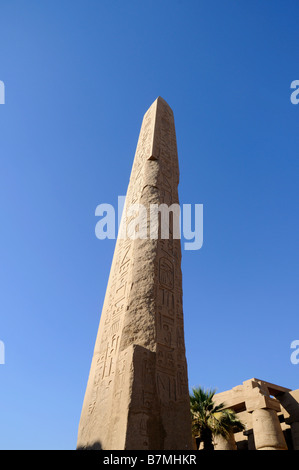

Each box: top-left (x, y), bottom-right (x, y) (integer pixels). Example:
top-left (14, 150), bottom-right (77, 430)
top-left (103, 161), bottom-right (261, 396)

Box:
top-left (0, 0), bottom-right (298, 450)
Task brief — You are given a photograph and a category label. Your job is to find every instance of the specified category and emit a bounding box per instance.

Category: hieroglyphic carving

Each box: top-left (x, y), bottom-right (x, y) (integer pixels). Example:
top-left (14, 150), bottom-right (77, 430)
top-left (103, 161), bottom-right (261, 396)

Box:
top-left (153, 101), bottom-right (186, 412)
top-left (156, 371), bottom-right (177, 403)
top-left (84, 106), bottom-right (159, 418)
top-left (77, 97), bottom-right (191, 450)
top-left (159, 257), bottom-right (174, 290)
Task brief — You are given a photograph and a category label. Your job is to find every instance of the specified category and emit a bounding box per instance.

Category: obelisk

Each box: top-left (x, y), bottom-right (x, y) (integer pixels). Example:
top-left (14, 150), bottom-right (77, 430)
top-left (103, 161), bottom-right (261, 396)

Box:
top-left (77, 97), bottom-right (192, 450)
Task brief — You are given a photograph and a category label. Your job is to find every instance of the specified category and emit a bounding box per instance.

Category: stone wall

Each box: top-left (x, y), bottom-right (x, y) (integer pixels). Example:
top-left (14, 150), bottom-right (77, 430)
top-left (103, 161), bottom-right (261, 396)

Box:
top-left (213, 378), bottom-right (299, 450)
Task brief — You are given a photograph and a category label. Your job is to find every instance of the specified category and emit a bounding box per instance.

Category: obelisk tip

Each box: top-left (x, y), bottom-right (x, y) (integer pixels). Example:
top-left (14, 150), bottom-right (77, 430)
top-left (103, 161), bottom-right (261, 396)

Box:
top-left (145, 96), bottom-right (173, 114)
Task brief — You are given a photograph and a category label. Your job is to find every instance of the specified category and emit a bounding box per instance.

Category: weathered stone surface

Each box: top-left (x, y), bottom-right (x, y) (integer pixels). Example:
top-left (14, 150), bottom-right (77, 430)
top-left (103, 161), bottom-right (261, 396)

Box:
top-left (214, 432), bottom-right (237, 450)
top-left (251, 408), bottom-right (287, 450)
top-left (77, 97), bottom-right (192, 450)
top-left (213, 378), bottom-right (294, 450)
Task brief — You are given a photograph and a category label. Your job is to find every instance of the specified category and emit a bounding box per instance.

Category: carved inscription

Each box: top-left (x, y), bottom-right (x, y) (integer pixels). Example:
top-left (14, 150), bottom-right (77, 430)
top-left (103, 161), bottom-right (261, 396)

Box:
top-left (78, 97), bottom-right (191, 450)
top-left (159, 258), bottom-right (174, 290)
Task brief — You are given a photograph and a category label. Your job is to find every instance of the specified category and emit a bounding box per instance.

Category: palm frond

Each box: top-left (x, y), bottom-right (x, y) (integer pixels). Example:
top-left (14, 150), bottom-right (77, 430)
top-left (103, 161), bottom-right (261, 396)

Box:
top-left (189, 385), bottom-right (245, 446)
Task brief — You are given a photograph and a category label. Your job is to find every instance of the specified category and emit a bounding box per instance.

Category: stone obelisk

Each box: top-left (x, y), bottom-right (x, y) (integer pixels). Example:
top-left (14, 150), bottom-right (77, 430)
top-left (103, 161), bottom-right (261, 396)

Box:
top-left (77, 97), bottom-right (192, 450)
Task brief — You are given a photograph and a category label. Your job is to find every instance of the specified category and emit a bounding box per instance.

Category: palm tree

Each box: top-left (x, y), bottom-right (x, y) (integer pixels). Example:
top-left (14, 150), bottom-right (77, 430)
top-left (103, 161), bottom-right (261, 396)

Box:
top-left (212, 408), bottom-right (246, 450)
top-left (189, 386), bottom-right (245, 450)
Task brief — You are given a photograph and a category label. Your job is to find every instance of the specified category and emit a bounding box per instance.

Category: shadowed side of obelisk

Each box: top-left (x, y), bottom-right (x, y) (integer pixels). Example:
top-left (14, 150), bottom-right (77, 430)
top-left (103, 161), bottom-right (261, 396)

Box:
top-left (77, 97), bottom-right (192, 450)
